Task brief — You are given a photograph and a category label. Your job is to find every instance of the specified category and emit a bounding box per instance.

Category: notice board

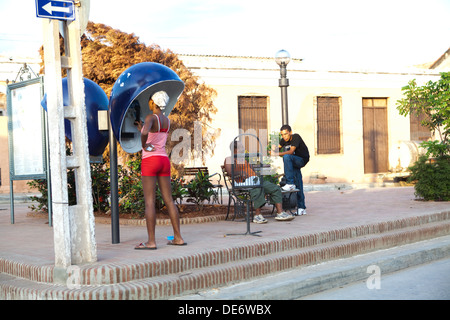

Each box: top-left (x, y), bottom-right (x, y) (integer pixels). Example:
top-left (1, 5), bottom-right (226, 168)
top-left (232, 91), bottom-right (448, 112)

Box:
top-left (7, 77), bottom-right (47, 180)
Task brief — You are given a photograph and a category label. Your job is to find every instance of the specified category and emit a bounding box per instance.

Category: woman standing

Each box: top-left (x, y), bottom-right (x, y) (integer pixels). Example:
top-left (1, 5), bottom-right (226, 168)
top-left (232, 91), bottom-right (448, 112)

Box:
top-left (135, 91), bottom-right (186, 250)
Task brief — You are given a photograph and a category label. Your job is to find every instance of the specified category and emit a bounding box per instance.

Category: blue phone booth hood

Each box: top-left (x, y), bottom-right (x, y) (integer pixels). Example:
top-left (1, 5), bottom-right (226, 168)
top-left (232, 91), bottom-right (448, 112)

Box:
top-left (108, 62), bottom-right (185, 154)
top-left (41, 77), bottom-right (109, 157)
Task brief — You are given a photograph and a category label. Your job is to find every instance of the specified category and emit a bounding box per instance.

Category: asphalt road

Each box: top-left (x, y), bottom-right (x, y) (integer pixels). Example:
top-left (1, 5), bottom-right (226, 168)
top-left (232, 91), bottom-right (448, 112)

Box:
top-left (299, 258), bottom-right (450, 300)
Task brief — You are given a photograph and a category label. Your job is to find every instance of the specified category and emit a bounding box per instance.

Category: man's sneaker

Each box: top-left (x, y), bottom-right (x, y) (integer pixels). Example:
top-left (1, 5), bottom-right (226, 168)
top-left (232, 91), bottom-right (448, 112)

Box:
top-left (297, 208), bottom-right (307, 216)
top-left (253, 214), bottom-right (268, 224)
top-left (281, 184), bottom-right (296, 191)
top-left (275, 211), bottom-right (295, 221)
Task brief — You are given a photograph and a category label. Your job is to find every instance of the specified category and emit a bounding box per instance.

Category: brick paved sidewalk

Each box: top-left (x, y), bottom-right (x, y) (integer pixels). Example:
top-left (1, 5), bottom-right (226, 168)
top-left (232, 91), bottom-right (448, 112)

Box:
top-left (1, 186), bottom-right (449, 299)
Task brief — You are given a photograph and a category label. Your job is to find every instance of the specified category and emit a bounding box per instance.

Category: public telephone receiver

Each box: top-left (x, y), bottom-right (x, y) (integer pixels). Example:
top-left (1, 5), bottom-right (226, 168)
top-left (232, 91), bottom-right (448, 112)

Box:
top-left (132, 101), bottom-right (142, 126)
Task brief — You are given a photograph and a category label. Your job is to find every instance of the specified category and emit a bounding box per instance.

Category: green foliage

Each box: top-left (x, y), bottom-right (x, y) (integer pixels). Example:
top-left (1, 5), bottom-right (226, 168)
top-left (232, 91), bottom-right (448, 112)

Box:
top-left (27, 154), bottom-right (215, 216)
top-left (263, 173), bottom-right (280, 185)
top-left (396, 72), bottom-right (450, 157)
top-left (397, 72), bottom-right (450, 201)
top-left (27, 179), bottom-right (48, 213)
top-left (171, 177), bottom-right (188, 205)
top-left (420, 140), bottom-right (449, 159)
top-left (267, 131), bottom-right (281, 156)
top-left (28, 143), bottom-right (109, 213)
top-left (117, 158), bottom-right (190, 217)
top-left (408, 155), bottom-right (450, 201)
top-left (66, 168), bottom-right (77, 206)
top-left (185, 171), bottom-right (215, 211)
top-left (262, 131), bottom-right (282, 185)
top-left (118, 158), bottom-right (146, 215)
top-left (28, 165), bottom-right (108, 213)
top-left (91, 163), bottom-right (110, 212)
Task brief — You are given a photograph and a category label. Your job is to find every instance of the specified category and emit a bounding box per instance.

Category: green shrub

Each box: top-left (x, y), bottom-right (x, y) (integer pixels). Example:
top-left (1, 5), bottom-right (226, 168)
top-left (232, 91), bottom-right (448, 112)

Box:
top-left (28, 165), bottom-right (109, 213)
top-left (185, 171), bottom-right (215, 211)
top-left (117, 158), bottom-right (191, 217)
top-left (118, 158), bottom-right (146, 214)
top-left (27, 179), bottom-right (49, 213)
top-left (91, 163), bottom-right (110, 212)
top-left (28, 156), bottom-right (198, 217)
top-left (171, 176), bottom-right (188, 205)
top-left (408, 155), bottom-right (450, 201)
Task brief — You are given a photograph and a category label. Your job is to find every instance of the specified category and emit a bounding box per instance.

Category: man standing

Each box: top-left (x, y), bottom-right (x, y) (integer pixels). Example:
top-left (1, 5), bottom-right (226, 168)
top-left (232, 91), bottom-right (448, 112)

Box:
top-left (275, 125), bottom-right (309, 216)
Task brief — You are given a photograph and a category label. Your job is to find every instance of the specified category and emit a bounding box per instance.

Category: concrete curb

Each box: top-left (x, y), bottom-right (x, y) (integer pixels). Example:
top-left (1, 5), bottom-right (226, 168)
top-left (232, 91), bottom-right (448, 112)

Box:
top-left (177, 235), bottom-right (450, 300)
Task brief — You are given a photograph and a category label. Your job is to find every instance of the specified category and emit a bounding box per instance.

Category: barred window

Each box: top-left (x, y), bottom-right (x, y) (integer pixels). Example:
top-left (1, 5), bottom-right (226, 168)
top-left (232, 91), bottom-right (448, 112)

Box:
top-left (410, 110), bottom-right (432, 141)
top-left (238, 96), bottom-right (268, 151)
top-left (317, 96), bottom-right (341, 154)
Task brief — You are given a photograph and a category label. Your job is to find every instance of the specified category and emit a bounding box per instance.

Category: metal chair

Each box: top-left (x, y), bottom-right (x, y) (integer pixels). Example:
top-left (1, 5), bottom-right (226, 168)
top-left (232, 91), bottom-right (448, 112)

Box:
top-left (225, 134), bottom-right (264, 236)
top-left (221, 165), bottom-right (248, 221)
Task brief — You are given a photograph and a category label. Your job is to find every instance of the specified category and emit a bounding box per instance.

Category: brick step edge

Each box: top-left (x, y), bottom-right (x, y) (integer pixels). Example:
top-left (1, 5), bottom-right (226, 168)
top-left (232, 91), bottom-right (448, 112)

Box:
top-left (1, 211), bottom-right (449, 286)
top-left (177, 235), bottom-right (450, 300)
top-left (1, 221), bottom-right (449, 300)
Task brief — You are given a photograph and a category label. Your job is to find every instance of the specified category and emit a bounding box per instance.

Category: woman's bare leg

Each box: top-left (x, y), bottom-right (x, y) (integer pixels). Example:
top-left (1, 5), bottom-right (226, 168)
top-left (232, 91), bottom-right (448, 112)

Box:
top-left (141, 175), bottom-right (158, 248)
top-left (157, 175), bottom-right (185, 244)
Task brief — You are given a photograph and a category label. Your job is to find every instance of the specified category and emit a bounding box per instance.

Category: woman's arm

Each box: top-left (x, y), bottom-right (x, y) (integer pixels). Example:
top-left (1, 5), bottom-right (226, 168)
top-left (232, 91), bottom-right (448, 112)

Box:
top-left (140, 114), bottom-right (154, 148)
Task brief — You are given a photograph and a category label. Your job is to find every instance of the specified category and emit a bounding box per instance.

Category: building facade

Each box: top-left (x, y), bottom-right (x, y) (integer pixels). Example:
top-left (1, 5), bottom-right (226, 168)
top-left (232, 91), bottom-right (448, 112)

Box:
top-left (0, 51), bottom-right (447, 193)
top-left (178, 54), bottom-right (444, 185)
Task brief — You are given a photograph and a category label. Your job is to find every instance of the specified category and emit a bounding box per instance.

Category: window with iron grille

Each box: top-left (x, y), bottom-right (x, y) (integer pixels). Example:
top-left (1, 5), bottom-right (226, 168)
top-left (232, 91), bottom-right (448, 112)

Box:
top-left (410, 110), bottom-right (432, 141)
top-left (237, 96), bottom-right (268, 152)
top-left (316, 96), bottom-right (341, 154)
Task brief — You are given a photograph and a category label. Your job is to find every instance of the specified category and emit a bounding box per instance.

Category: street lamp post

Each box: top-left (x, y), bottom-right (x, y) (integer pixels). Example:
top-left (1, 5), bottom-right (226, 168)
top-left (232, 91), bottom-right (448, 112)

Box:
top-left (275, 49), bottom-right (291, 125)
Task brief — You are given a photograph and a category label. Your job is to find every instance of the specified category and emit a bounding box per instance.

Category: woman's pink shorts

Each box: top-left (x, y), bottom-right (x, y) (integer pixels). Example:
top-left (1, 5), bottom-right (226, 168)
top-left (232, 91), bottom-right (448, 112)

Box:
top-left (141, 156), bottom-right (171, 176)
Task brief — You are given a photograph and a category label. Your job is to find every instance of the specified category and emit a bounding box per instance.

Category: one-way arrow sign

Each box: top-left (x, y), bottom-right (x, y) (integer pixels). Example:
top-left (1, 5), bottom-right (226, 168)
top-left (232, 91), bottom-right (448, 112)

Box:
top-left (35, 0), bottom-right (75, 21)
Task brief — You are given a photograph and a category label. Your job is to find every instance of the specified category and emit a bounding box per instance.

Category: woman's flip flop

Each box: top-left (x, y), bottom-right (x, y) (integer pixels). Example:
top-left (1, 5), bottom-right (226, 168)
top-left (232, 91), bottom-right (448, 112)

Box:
top-left (167, 240), bottom-right (187, 246)
top-left (135, 242), bottom-right (157, 250)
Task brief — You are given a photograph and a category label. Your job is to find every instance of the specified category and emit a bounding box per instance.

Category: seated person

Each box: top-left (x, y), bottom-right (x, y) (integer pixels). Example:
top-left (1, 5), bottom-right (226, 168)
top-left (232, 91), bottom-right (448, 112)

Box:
top-left (224, 141), bottom-right (294, 223)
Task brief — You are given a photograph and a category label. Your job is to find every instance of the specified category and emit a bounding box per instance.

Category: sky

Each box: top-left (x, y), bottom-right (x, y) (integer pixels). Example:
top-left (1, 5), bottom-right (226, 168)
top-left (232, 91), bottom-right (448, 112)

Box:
top-left (1, 0), bottom-right (450, 69)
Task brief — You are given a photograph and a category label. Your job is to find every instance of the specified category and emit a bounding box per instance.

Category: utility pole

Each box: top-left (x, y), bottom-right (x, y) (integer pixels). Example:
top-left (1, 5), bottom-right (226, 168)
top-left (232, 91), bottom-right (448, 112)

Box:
top-left (41, 0), bottom-right (97, 270)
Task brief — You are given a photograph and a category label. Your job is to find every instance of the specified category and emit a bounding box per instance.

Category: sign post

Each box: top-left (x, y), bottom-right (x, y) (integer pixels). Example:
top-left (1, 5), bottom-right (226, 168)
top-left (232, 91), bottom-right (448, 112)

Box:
top-left (38, 0), bottom-right (97, 270)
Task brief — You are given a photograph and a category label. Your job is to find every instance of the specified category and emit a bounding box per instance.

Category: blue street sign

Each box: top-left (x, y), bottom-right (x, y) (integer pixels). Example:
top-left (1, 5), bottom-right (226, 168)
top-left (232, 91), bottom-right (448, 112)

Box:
top-left (35, 0), bottom-right (75, 21)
